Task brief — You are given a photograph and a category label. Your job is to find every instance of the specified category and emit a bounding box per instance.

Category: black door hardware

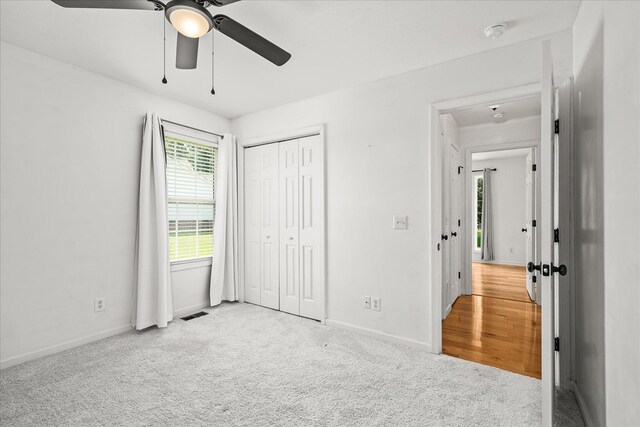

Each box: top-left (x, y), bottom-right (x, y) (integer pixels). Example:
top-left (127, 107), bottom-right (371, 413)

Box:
top-left (441, 234), bottom-right (448, 241)
top-left (527, 262), bottom-right (541, 273)
top-left (451, 232), bottom-right (457, 237)
top-left (521, 228), bottom-right (527, 233)
top-left (552, 264), bottom-right (568, 276)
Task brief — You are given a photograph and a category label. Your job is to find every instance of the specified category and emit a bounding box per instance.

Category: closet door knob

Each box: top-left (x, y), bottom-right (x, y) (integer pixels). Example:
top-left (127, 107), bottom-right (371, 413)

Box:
top-left (289, 237), bottom-right (294, 240)
top-left (266, 235), bottom-right (271, 239)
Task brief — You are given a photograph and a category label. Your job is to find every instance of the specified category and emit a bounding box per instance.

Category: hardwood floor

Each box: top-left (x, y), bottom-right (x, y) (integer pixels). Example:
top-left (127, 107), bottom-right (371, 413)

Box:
top-left (443, 263), bottom-right (541, 379)
top-left (472, 262), bottom-right (531, 303)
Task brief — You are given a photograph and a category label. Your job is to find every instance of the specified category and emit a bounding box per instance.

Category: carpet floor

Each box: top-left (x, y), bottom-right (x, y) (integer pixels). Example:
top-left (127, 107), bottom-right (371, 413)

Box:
top-left (1, 303), bottom-right (583, 426)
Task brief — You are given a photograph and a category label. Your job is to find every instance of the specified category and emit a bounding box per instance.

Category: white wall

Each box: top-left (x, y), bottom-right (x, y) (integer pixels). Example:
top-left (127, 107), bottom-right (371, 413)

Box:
top-left (471, 156), bottom-right (527, 265)
top-left (459, 115), bottom-right (541, 148)
top-left (573, 2), bottom-right (640, 426)
top-left (231, 30), bottom-right (572, 347)
top-left (0, 42), bottom-right (230, 367)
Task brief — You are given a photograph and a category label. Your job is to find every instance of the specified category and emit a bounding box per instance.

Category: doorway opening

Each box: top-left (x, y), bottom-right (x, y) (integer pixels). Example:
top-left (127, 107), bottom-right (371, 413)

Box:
top-left (438, 94), bottom-right (543, 379)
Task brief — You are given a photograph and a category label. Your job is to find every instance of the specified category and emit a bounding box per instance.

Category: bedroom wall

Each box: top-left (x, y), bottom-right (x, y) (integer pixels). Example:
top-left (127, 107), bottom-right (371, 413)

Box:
top-left (471, 156), bottom-right (527, 265)
top-left (572, 2), bottom-right (640, 426)
top-left (0, 42), bottom-right (230, 367)
top-left (231, 30), bottom-right (573, 347)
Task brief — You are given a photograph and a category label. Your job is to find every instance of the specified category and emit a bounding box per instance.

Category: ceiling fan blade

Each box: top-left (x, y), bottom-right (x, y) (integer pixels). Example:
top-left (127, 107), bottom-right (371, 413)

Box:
top-left (213, 15), bottom-right (291, 66)
top-left (176, 33), bottom-right (199, 69)
top-left (50, 0), bottom-right (160, 10)
top-left (207, 0), bottom-right (242, 6)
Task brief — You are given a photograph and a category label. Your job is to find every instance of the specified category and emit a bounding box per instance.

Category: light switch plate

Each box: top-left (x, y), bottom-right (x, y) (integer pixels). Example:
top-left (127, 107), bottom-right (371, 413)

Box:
top-left (393, 216), bottom-right (408, 230)
top-left (371, 297), bottom-right (381, 311)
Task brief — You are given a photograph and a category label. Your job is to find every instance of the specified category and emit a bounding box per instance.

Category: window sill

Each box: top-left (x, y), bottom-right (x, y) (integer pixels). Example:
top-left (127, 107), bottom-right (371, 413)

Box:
top-left (170, 257), bottom-right (212, 272)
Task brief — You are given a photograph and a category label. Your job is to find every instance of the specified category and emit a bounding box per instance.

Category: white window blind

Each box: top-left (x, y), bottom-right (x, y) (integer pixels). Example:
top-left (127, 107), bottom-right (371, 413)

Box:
top-left (164, 134), bottom-right (218, 262)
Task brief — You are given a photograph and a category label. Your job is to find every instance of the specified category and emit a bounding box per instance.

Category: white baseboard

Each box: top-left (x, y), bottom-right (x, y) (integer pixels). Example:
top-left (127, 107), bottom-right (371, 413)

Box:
top-left (473, 260), bottom-right (526, 267)
top-left (0, 323), bottom-right (132, 370)
top-left (572, 381), bottom-right (594, 427)
top-left (325, 319), bottom-right (431, 352)
top-left (1, 301), bottom-right (212, 370)
top-left (443, 303), bottom-right (453, 319)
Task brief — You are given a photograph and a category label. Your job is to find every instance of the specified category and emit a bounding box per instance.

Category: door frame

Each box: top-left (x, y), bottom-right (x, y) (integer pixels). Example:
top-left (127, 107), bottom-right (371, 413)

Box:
top-left (462, 140), bottom-right (541, 297)
top-left (428, 81), bottom-right (574, 388)
top-left (429, 83), bottom-right (541, 353)
top-left (237, 124), bottom-right (327, 324)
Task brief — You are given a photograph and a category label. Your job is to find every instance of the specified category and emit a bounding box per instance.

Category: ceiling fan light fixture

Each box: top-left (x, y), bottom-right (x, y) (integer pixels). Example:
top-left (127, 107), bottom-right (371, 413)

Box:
top-left (166, 0), bottom-right (213, 38)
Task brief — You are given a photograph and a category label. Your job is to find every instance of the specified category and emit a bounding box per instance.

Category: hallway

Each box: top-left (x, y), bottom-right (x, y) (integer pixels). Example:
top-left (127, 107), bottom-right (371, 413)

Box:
top-left (443, 263), bottom-right (541, 378)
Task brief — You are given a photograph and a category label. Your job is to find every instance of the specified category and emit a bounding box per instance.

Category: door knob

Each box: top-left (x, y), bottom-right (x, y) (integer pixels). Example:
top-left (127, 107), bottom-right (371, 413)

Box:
top-left (451, 232), bottom-right (457, 237)
top-left (441, 234), bottom-right (448, 241)
top-left (266, 235), bottom-right (271, 239)
top-left (552, 264), bottom-right (568, 276)
top-left (521, 228), bottom-right (527, 232)
top-left (527, 262), bottom-right (541, 273)
top-left (289, 237), bottom-right (294, 240)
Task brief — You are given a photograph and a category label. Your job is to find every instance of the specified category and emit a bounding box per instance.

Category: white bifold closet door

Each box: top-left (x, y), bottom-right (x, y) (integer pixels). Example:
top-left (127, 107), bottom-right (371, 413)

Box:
top-left (244, 143), bottom-right (280, 310)
top-left (244, 135), bottom-right (324, 321)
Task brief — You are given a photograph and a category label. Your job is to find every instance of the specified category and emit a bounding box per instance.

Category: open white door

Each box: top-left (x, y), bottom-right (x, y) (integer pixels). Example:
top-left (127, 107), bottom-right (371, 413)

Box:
top-left (525, 148), bottom-right (537, 302)
top-left (540, 40), bottom-right (556, 426)
top-left (441, 125), bottom-right (451, 318)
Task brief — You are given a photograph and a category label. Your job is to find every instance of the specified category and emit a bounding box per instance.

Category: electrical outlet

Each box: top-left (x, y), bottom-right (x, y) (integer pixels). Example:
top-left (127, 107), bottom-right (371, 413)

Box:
top-left (94, 297), bottom-right (105, 312)
top-left (362, 296), bottom-right (371, 309)
top-left (371, 297), bottom-right (382, 311)
top-left (393, 216), bottom-right (408, 230)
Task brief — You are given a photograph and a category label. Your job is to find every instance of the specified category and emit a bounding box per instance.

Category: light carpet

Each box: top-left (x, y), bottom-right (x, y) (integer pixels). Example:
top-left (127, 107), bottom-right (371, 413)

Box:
top-left (1, 303), bottom-right (582, 426)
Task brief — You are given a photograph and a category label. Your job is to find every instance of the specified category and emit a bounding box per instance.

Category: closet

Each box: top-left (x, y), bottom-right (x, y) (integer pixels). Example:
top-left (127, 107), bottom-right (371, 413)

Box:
top-left (243, 134), bottom-right (324, 321)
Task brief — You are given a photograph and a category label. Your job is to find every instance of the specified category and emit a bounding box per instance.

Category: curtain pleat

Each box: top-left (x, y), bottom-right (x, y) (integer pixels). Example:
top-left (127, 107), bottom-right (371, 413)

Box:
top-left (210, 134), bottom-right (239, 306)
top-left (481, 168), bottom-right (494, 261)
top-left (132, 112), bottom-right (173, 329)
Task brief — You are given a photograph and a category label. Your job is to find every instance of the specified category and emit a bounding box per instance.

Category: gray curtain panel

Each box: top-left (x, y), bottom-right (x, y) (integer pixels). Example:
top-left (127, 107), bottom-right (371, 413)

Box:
top-left (481, 168), bottom-right (494, 261)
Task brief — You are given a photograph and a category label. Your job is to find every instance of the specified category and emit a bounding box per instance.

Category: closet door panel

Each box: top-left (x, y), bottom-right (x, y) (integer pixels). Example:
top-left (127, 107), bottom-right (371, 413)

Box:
top-left (279, 139), bottom-right (300, 315)
top-left (260, 144), bottom-right (280, 309)
top-left (243, 149), bottom-right (262, 305)
top-left (298, 135), bottom-right (324, 320)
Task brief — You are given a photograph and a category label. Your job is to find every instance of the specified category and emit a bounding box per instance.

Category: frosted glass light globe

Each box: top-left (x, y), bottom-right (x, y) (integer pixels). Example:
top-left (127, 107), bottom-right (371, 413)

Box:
top-left (170, 8), bottom-right (210, 38)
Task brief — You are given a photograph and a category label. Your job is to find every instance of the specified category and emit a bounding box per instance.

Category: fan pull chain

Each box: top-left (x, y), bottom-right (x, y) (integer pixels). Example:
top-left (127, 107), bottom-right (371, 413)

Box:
top-left (162, 17), bottom-right (167, 84)
top-left (210, 30), bottom-right (215, 95)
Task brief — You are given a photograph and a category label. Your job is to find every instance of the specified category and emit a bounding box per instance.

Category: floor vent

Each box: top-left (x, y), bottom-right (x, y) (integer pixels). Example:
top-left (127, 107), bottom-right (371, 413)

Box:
top-left (181, 311), bottom-right (209, 321)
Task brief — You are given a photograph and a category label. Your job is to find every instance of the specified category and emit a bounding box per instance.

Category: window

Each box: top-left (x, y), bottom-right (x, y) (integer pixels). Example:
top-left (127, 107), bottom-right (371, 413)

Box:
top-left (473, 174), bottom-right (484, 250)
top-left (165, 134), bottom-right (218, 262)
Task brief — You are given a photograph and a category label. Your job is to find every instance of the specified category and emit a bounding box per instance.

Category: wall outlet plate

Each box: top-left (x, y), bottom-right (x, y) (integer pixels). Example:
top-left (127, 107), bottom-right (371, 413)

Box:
top-left (362, 296), bottom-right (371, 309)
top-left (371, 297), bottom-right (381, 311)
top-left (94, 297), bottom-right (105, 312)
top-left (393, 216), bottom-right (408, 230)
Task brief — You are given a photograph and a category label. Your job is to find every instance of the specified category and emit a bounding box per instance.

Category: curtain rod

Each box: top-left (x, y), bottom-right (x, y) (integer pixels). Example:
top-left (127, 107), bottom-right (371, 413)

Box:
top-left (472, 168), bottom-right (497, 172)
top-left (160, 119), bottom-right (224, 139)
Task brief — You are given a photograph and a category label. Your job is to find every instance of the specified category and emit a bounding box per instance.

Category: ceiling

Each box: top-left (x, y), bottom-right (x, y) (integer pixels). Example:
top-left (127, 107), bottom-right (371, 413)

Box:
top-left (472, 148), bottom-right (530, 161)
top-left (0, 1), bottom-right (580, 118)
top-left (451, 95), bottom-right (541, 127)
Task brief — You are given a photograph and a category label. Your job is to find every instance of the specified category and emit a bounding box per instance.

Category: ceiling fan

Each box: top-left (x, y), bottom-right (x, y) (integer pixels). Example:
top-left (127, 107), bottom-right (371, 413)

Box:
top-left (50, 0), bottom-right (292, 71)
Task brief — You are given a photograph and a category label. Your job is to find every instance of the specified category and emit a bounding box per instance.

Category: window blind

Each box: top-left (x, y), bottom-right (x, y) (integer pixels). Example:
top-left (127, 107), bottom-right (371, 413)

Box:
top-left (164, 135), bottom-right (218, 262)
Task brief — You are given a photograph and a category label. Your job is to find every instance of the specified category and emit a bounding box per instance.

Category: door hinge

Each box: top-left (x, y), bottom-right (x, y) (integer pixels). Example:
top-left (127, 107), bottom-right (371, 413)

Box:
top-left (554, 228), bottom-right (560, 243)
top-left (458, 166), bottom-right (463, 174)
top-left (532, 220), bottom-right (537, 227)
top-left (555, 337), bottom-right (560, 352)
top-left (458, 219), bottom-right (461, 227)
top-left (554, 119), bottom-right (560, 134)
top-left (458, 272), bottom-right (461, 279)
top-left (532, 163), bottom-right (537, 172)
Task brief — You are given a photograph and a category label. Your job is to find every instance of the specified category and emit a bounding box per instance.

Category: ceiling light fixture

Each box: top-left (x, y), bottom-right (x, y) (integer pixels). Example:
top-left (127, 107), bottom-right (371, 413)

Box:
top-left (484, 23), bottom-right (507, 40)
top-left (165, 0), bottom-right (213, 39)
top-left (493, 112), bottom-right (504, 119)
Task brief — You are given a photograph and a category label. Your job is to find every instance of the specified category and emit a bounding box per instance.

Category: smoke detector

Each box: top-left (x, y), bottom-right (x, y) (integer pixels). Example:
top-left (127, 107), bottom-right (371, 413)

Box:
top-left (484, 23), bottom-right (507, 39)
